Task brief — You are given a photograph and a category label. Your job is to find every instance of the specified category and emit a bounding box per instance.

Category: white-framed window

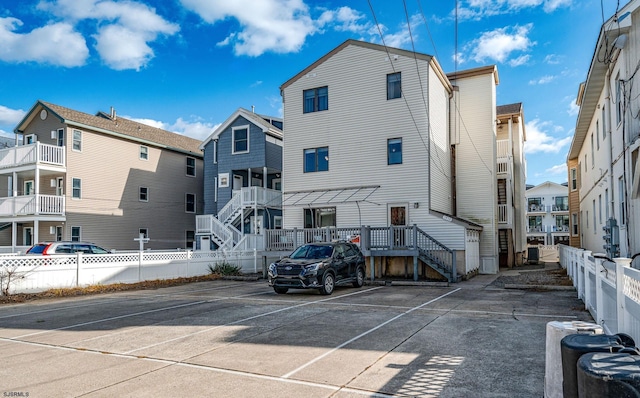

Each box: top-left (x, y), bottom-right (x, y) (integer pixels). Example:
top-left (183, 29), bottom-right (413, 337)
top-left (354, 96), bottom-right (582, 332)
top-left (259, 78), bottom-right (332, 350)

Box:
top-left (140, 145), bottom-right (148, 160)
top-left (592, 199), bottom-right (596, 234)
top-left (598, 194), bottom-right (602, 225)
top-left (218, 173), bottom-right (229, 188)
top-left (139, 228), bottom-right (149, 239)
top-left (616, 72), bottom-right (623, 125)
top-left (232, 125), bottom-right (249, 154)
top-left (24, 180), bottom-right (34, 196)
top-left (572, 213), bottom-right (578, 236)
top-left (387, 72), bottom-right (401, 100)
top-left (596, 121), bottom-right (600, 150)
top-left (72, 129), bottom-right (82, 151)
top-left (274, 216), bottom-right (283, 229)
top-left (186, 230), bottom-right (195, 249)
top-left (602, 105), bottom-right (607, 139)
top-left (590, 133), bottom-right (594, 168)
top-left (25, 134), bottom-right (36, 144)
top-left (619, 176), bottom-right (625, 224)
top-left (570, 168), bottom-right (577, 191)
top-left (185, 193), bottom-right (196, 213)
top-left (139, 187), bottom-right (148, 202)
top-left (71, 226), bottom-right (81, 242)
top-left (55, 226), bottom-right (63, 242)
top-left (186, 156), bottom-right (196, 176)
top-left (72, 178), bottom-right (81, 199)
top-left (213, 140), bottom-right (218, 164)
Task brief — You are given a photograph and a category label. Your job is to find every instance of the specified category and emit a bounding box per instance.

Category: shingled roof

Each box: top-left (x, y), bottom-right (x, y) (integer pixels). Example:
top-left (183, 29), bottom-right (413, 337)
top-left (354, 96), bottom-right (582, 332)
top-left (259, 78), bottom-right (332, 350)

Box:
top-left (17, 100), bottom-right (203, 156)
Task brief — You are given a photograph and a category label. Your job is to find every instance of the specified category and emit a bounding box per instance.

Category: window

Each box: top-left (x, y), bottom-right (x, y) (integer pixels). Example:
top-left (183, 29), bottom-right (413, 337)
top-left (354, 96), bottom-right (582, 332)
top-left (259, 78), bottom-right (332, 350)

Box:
top-left (71, 226), bottom-right (81, 242)
top-left (555, 215), bottom-right (569, 232)
top-left (140, 145), bottom-right (148, 160)
top-left (72, 178), bottom-right (81, 199)
top-left (139, 228), bottom-right (148, 239)
top-left (571, 168), bottom-right (577, 190)
top-left (596, 121), bottom-right (600, 150)
top-left (72, 129), bottom-right (82, 151)
top-left (186, 157), bottom-right (196, 176)
top-left (605, 189), bottom-right (610, 220)
top-left (590, 134), bottom-right (594, 168)
top-left (303, 147), bottom-right (329, 172)
top-left (527, 197), bottom-right (542, 211)
top-left (24, 180), bottom-right (34, 196)
top-left (572, 213), bottom-right (579, 236)
top-left (303, 86), bottom-right (328, 113)
top-left (528, 216), bottom-right (543, 232)
top-left (25, 134), bottom-right (36, 144)
top-left (554, 196), bottom-right (568, 211)
top-left (55, 226), bottom-right (63, 242)
top-left (602, 105), bottom-right (607, 139)
top-left (304, 207), bottom-right (336, 228)
top-left (139, 187), bottom-right (148, 202)
top-left (57, 129), bottom-right (64, 147)
top-left (592, 200), bottom-right (596, 233)
top-left (274, 216), bottom-right (282, 229)
top-left (186, 230), bottom-right (195, 250)
top-left (616, 73), bottom-right (623, 125)
top-left (619, 176), bottom-right (625, 224)
top-left (213, 140), bottom-right (218, 164)
top-left (387, 72), bottom-right (401, 100)
top-left (387, 138), bottom-right (402, 165)
top-left (185, 193), bottom-right (196, 213)
top-left (598, 194), bottom-right (602, 225)
top-left (578, 162), bottom-right (582, 188)
top-left (232, 126), bottom-right (249, 154)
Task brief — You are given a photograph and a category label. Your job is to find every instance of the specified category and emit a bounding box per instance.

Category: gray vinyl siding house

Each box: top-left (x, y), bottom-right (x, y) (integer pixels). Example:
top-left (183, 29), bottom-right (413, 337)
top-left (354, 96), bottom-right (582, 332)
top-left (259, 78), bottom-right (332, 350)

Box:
top-left (197, 108), bottom-right (283, 250)
top-left (3, 100), bottom-right (204, 251)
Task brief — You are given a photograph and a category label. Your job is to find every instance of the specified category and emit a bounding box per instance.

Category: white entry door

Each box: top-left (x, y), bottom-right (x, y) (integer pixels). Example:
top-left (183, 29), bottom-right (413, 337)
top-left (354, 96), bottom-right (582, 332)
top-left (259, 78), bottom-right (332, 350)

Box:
top-left (233, 175), bottom-right (243, 191)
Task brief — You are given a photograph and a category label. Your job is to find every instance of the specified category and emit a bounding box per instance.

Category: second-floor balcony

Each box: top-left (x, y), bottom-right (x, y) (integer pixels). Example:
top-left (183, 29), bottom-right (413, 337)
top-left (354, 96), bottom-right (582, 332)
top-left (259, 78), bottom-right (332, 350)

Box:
top-left (0, 142), bottom-right (65, 170)
top-left (0, 194), bottom-right (65, 216)
top-left (526, 225), bottom-right (570, 233)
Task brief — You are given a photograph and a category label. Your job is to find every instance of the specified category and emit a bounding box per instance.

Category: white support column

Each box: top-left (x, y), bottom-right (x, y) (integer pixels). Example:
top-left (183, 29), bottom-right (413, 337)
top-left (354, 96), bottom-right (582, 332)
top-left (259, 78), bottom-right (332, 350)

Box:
top-left (33, 219), bottom-right (39, 245)
top-left (263, 166), bottom-right (267, 188)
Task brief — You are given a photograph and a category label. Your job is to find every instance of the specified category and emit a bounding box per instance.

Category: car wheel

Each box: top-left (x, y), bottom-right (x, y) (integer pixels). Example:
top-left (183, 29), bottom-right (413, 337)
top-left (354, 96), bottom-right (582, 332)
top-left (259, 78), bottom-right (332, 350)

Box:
top-left (274, 287), bottom-right (288, 294)
top-left (352, 267), bottom-right (364, 288)
top-left (320, 272), bottom-right (335, 295)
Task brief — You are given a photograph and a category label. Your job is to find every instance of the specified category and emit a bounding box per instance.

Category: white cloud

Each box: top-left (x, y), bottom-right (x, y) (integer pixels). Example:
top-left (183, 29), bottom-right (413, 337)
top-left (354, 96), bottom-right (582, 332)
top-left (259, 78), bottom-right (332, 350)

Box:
top-left (130, 116), bottom-right (219, 141)
top-left (529, 75), bottom-right (556, 85)
top-left (456, 0), bottom-right (572, 20)
top-left (544, 54), bottom-right (561, 64)
top-left (544, 163), bottom-right (567, 175)
top-left (468, 24), bottom-right (535, 64)
top-left (0, 17), bottom-right (88, 66)
top-left (181, 0), bottom-right (316, 56)
top-left (568, 98), bottom-right (580, 117)
top-left (37, 0), bottom-right (179, 70)
top-left (509, 54), bottom-right (530, 66)
top-left (524, 118), bottom-right (572, 154)
top-left (0, 105), bottom-right (26, 125)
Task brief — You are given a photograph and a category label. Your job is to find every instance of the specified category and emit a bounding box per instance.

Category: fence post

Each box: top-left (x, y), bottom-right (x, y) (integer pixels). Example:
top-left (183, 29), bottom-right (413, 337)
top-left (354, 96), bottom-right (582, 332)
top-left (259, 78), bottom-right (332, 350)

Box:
top-left (293, 228), bottom-right (298, 249)
top-left (594, 257), bottom-right (604, 326)
top-left (76, 252), bottom-right (81, 287)
top-left (138, 251), bottom-right (143, 282)
top-left (583, 251), bottom-right (592, 311)
top-left (615, 257), bottom-right (632, 335)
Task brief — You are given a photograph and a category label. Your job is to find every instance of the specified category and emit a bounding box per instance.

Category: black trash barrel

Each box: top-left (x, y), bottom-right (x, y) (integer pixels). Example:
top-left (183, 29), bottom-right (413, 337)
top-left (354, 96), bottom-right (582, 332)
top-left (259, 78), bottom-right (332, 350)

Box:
top-left (561, 333), bottom-right (636, 398)
top-left (577, 352), bottom-right (640, 397)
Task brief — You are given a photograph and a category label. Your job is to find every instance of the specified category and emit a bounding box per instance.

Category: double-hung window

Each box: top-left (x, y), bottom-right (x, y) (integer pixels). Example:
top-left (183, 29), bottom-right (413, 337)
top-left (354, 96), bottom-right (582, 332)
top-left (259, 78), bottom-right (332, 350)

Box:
top-left (140, 145), bottom-right (148, 160)
top-left (186, 157), bottom-right (196, 176)
top-left (71, 226), bottom-right (81, 242)
top-left (139, 187), bottom-right (148, 202)
top-left (387, 72), bottom-right (401, 100)
top-left (387, 138), bottom-right (402, 165)
top-left (72, 130), bottom-right (82, 151)
top-left (303, 86), bottom-right (328, 113)
top-left (232, 126), bottom-right (249, 153)
top-left (72, 178), bottom-right (81, 199)
top-left (185, 193), bottom-right (196, 213)
top-left (304, 147), bottom-right (329, 173)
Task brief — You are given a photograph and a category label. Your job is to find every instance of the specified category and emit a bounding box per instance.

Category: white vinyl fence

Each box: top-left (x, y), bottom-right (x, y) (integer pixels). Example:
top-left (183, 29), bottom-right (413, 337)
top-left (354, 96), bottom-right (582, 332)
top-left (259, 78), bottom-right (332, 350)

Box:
top-left (0, 250), bottom-right (260, 295)
top-left (558, 245), bottom-right (640, 344)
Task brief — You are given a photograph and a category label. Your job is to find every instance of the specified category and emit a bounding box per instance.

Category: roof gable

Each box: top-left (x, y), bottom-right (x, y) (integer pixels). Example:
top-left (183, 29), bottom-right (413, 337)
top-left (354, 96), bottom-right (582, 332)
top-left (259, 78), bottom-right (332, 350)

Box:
top-left (16, 100), bottom-right (203, 156)
top-left (200, 107), bottom-right (283, 150)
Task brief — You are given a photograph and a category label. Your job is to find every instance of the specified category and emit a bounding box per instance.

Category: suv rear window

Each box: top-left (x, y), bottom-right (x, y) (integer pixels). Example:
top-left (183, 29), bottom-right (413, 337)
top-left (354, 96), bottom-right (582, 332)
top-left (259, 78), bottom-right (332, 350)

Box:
top-left (26, 244), bottom-right (47, 254)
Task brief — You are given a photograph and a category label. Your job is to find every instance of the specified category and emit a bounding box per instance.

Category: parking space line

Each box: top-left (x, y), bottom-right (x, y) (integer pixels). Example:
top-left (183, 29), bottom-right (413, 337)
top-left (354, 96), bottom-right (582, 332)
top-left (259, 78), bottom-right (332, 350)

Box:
top-left (0, 337), bottom-right (395, 397)
top-left (124, 286), bottom-right (384, 354)
top-left (282, 287), bottom-right (462, 379)
top-left (13, 301), bottom-right (209, 339)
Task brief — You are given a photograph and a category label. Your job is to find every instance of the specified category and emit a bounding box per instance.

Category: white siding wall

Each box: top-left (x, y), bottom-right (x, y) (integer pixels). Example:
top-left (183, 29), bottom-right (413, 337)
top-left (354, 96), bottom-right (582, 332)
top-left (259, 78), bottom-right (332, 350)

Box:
top-left (451, 72), bottom-right (498, 270)
top-left (282, 44), bottom-right (451, 232)
top-left (428, 65), bottom-right (453, 214)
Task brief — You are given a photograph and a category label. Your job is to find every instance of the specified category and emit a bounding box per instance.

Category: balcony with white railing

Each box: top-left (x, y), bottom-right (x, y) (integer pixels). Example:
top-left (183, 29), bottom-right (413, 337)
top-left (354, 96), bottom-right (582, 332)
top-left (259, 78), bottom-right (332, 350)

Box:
top-left (498, 204), bottom-right (513, 225)
top-left (0, 194), bottom-right (65, 216)
top-left (0, 142), bottom-right (65, 170)
top-left (496, 139), bottom-right (513, 177)
top-left (527, 204), bottom-right (547, 213)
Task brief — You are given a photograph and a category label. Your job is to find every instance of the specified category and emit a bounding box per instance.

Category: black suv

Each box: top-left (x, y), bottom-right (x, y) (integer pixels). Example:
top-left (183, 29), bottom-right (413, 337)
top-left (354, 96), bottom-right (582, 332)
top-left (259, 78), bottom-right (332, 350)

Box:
top-left (268, 241), bottom-right (365, 295)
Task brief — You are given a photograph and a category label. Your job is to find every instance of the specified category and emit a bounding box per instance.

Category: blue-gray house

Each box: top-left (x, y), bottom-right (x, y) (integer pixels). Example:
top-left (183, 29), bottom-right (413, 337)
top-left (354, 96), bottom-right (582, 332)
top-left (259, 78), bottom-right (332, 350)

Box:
top-left (196, 107), bottom-right (283, 251)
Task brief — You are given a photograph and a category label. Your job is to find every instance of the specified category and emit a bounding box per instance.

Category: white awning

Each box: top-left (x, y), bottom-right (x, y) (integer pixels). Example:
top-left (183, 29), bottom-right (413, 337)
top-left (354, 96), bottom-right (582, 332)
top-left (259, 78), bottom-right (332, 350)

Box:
top-left (282, 185), bottom-right (380, 206)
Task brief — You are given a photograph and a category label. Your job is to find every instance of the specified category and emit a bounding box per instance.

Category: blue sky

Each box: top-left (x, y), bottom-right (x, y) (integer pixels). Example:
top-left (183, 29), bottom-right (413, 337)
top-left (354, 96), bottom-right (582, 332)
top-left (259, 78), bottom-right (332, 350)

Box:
top-left (0, 0), bottom-right (621, 186)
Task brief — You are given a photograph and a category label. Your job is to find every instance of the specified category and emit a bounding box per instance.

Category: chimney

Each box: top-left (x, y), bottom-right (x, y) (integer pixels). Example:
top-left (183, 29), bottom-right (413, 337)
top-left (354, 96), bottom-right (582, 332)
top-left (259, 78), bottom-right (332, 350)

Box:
top-left (110, 106), bottom-right (117, 120)
top-left (251, 105), bottom-right (255, 113)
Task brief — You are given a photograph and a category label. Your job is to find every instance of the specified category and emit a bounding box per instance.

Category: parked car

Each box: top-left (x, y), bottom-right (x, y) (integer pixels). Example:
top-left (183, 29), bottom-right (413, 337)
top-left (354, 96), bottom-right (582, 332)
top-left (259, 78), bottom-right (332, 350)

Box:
top-left (268, 241), bottom-right (365, 295)
top-left (26, 242), bottom-right (110, 255)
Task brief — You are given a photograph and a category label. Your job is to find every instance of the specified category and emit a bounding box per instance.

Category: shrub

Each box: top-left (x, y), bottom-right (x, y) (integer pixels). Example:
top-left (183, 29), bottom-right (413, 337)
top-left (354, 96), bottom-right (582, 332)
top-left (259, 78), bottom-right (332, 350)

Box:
top-left (208, 262), bottom-right (242, 276)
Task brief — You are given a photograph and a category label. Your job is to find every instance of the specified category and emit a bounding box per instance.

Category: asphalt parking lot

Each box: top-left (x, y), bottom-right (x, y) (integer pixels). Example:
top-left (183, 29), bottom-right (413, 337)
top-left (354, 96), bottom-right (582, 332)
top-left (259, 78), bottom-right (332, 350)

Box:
top-left (0, 273), bottom-right (591, 397)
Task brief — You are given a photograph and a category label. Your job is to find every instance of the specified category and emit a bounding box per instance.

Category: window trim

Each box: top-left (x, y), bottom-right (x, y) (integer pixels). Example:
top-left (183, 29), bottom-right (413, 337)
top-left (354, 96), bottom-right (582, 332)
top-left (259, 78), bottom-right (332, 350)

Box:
top-left (72, 178), bottom-right (81, 199)
top-left (139, 186), bottom-right (149, 202)
top-left (140, 145), bottom-right (149, 160)
top-left (303, 147), bottom-right (329, 173)
top-left (387, 72), bottom-right (402, 100)
top-left (185, 193), bottom-right (196, 213)
top-left (232, 125), bottom-right (250, 154)
top-left (186, 156), bottom-right (196, 177)
top-left (387, 137), bottom-right (403, 165)
top-left (303, 86), bottom-right (329, 113)
top-left (72, 129), bottom-right (82, 152)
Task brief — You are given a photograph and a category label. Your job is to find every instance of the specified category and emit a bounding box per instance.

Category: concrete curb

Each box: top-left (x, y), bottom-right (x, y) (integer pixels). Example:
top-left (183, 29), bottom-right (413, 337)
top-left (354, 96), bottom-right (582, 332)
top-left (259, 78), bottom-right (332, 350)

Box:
top-left (504, 283), bottom-right (575, 291)
top-left (222, 275), bottom-right (261, 281)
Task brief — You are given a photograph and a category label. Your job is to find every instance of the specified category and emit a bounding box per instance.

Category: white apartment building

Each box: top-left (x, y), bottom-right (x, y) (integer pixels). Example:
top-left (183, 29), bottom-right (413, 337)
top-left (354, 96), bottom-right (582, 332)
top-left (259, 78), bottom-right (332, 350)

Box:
top-left (525, 181), bottom-right (570, 246)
